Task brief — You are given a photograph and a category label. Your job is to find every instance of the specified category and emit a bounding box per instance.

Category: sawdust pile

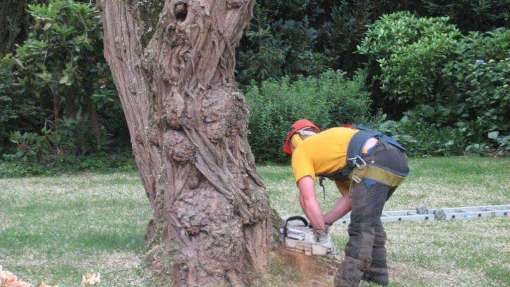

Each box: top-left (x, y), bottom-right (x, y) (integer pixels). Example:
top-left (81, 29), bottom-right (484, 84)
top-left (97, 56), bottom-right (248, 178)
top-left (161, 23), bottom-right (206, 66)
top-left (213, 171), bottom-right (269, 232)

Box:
top-left (80, 273), bottom-right (100, 286)
top-left (0, 266), bottom-right (30, 287)
top-left (0, 265), bottom-right (99, 287)
top-left (271, 248), bottom-right (340, 287)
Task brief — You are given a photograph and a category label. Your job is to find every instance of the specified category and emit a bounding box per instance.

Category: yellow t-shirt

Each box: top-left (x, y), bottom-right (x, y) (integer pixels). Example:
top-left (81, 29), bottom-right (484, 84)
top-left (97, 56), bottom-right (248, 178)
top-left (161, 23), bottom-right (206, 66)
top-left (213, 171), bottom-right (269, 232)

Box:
top-left (291, 127), bottom-right (358, 183)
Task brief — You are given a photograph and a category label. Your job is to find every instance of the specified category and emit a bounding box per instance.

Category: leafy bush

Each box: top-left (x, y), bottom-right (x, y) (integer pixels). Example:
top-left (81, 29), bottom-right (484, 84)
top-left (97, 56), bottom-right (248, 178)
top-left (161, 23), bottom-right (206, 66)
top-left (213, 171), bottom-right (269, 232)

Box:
top-left (358, 11), bottom-right (461, 106)
top-left (246, 70), bottom-right (372, 162)
top-left (0, 152), bottom-right (136, 178)
top-left (0, 0), bottom-right (124, 160)
top-left (377, 108), bottom-right (465, 156)
top-left (421, 0), bottom-right (510, 32)
top-left (4, 129), bottom-right (55, 162)
top-left (360, 12), bottom-right (509, 155)
top-left (443, 29), bottom-right (510, 146)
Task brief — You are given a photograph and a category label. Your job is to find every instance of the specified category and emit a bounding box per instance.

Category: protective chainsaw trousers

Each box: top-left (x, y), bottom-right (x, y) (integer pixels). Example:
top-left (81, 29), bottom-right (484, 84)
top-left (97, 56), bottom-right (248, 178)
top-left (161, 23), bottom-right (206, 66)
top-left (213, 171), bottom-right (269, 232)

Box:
top-left (335, 143), bottom-right (408, 287)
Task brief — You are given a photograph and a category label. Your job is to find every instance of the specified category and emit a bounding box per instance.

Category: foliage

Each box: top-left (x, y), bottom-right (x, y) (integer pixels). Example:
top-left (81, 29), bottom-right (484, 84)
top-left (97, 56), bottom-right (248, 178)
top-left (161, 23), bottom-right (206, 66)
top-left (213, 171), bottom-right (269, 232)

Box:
top-left (443, 29), bottom-right (510, 145)
top-left (2, 0), bottom-right (510, 162)
top-left (0, 0), bottom-right (27, 55)
top-left (421, 0), bottom-right (510, 32)
top-left (0, 152), bottom-right (135, 178)
top-left (377, 110), bottom-right (465, 156)
top-left (361, 12), bottom-right (510, 155)
top-left (0, 0), bottom-right (125, 160)
top-left (246, 70), bottom-right (371, 162)
top-left (237, 1), bottom-right (510, 85)
top-left (0, 55), bottom-right (44, 154)
top-left (4, 128), bottom-right (56, 162)
top-left (236, 0), bottom-right (416, 84)
top-left (359, 12), bottom-right (461, 107)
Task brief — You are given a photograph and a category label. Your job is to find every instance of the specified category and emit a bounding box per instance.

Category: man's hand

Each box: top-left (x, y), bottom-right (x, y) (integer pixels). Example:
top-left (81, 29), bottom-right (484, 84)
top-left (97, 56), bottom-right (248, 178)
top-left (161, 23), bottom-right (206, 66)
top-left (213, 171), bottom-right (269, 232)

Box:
top-left (314, 226), bottom-right (329, 243)
top-left (297, 176), bottom-right (326, 231)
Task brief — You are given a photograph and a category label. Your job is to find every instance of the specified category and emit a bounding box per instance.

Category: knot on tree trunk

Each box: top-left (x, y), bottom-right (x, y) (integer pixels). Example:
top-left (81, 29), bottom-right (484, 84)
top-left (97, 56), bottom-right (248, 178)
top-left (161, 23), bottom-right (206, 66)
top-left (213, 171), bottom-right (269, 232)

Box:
top-left (174, 1), bottom-right (188, 22)
top-left (227, 0), bottom-right (244, 9)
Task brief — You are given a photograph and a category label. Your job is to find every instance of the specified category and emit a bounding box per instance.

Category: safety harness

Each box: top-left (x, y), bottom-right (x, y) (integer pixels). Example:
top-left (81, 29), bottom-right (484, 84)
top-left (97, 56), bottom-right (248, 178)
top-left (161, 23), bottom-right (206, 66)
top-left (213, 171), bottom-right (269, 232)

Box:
top-left (318, 124), bottom-right (408, 195)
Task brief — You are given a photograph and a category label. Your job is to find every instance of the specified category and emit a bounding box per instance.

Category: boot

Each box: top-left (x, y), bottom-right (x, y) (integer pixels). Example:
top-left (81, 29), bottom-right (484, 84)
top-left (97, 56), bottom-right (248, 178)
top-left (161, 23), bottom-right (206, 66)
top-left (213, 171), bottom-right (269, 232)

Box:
top-left (362, 223), bottom-right (388, 286)
top-left (337, 223), bottom-right (376, 287)
top-left (362, 267), bottom-right (388, 286)
top-left (334, 256), bottom-right (364, 287)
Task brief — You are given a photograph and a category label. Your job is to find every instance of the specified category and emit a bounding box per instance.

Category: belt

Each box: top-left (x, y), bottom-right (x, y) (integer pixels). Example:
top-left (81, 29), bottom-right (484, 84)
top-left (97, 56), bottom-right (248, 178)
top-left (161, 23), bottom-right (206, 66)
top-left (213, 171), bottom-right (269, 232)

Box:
top-left (350, 165), bottom-right (405, 187)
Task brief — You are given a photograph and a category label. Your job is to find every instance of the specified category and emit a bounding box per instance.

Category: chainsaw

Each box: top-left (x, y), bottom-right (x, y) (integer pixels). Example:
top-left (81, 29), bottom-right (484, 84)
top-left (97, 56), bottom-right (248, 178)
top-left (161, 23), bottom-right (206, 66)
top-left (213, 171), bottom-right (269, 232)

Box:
top-left (280, 216), bottom-right (337, 256)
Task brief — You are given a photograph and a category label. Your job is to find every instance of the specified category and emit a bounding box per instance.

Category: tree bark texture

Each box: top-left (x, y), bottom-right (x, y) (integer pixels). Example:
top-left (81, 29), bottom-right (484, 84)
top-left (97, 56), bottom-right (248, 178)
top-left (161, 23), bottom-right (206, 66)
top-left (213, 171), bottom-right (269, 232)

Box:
top-left (100, 1), bottom-right (271, 286)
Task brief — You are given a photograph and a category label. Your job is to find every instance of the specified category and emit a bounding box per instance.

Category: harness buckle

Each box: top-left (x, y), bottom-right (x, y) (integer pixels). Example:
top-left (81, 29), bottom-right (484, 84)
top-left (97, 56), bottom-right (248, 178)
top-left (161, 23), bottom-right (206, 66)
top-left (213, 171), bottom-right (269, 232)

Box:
top-left (349, 155), bottom-right (367, 170)
top-left (351, 174), bottom-right (362, 183)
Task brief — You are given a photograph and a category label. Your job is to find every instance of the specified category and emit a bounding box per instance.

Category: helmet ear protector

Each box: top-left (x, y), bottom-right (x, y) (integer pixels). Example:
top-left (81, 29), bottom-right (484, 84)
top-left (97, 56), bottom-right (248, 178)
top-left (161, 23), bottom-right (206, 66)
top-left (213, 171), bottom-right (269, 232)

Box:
top-left (282, 119), bottom-right (320, 155)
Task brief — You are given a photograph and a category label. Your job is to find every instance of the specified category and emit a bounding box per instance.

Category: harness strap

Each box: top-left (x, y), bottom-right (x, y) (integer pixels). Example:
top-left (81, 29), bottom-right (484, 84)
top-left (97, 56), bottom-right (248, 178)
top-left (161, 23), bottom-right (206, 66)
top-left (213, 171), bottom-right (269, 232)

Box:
top-left (320, 126), bottom-right (407, 182)
top-left (318, 126), bottom-right (408, 194)
top-left (350, 165), bottom-right (405, 187)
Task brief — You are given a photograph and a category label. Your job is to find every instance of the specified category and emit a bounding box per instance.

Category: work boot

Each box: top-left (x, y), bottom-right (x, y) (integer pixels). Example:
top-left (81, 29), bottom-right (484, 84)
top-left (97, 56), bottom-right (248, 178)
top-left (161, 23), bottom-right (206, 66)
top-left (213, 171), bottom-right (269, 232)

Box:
top-left (362, 267), bottom-right (388, 286)
top-left (362, 223), bottom-right (388, 286)
top-left (334, 256), bottom-right (364, 287)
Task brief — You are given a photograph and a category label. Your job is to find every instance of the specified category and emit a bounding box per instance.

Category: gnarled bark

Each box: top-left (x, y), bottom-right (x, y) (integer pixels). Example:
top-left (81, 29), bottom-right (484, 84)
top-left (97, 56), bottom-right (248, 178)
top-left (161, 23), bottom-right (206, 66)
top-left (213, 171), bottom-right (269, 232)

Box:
top-left (100, 0), bottom-right (271, 286)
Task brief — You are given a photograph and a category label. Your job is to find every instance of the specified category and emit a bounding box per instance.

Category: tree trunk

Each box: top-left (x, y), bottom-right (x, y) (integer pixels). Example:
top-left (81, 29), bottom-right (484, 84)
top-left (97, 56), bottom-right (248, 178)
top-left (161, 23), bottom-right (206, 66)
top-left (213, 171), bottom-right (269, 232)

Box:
top-left (86, 94), bottom-right (102, 151)
top-left (100, 0), bottom-right (272, 286)
top-left (52, 90), bottom-right (60, 129)
top-left (0, 0), bottom-right (26, 56)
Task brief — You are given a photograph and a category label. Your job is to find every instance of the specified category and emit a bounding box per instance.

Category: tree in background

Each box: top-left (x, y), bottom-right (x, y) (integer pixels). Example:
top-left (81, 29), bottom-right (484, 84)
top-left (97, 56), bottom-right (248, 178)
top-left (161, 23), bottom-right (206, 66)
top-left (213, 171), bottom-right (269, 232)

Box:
top-left (0, 0), bottom-right (27, 56)
top-left (1, 0), bottom-right (509, 160)
top-left (236, 0), bottom-right (509, 84)
top-left (422, 0), bottom-right (510, 32)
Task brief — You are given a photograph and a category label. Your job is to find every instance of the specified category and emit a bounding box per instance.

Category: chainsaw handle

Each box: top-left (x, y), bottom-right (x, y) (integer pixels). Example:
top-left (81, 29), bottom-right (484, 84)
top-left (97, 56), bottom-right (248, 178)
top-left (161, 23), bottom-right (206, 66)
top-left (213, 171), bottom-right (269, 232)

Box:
top-left (282, 216), bottom-right (309, 238)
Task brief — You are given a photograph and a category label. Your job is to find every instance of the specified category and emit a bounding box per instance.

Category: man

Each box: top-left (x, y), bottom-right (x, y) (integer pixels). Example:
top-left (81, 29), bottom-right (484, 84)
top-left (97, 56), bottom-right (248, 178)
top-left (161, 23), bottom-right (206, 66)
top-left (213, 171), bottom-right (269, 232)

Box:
top-left (282, 119), bottom-right (409, 287)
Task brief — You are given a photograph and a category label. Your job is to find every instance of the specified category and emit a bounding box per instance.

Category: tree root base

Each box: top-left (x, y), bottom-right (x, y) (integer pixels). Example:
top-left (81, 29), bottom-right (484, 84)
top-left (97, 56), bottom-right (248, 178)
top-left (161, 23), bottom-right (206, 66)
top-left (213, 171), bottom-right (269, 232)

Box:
top-left (144, 245), bottom-right (340, 287)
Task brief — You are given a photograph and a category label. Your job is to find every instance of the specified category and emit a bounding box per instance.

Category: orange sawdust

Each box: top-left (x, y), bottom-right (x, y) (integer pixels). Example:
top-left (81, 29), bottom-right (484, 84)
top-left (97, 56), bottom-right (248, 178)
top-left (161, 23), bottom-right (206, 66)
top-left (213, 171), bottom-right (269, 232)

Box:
top-left (271, 247), bottom-right (340, 287)
top-left (0, 266), bottom-right (31, 287)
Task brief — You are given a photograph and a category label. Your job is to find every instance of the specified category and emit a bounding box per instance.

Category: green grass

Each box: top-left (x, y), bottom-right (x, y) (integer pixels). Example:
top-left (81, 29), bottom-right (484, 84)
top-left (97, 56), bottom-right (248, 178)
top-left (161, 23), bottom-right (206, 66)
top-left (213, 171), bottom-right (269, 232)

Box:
top-left (1, 156), bottom-right (509, 286)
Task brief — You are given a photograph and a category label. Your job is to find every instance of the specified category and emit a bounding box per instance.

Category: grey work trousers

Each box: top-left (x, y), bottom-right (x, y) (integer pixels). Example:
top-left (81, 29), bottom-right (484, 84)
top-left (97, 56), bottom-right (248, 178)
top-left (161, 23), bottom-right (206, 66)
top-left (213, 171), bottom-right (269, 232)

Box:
top-left (335, 142), bottom-right (409, 287)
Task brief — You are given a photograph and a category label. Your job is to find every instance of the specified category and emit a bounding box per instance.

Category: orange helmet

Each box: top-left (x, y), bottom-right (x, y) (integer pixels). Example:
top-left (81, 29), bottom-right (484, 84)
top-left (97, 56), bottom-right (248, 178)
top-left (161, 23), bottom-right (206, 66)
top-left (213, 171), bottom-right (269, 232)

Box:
top-left (282, 119), bottom-right (320, 155)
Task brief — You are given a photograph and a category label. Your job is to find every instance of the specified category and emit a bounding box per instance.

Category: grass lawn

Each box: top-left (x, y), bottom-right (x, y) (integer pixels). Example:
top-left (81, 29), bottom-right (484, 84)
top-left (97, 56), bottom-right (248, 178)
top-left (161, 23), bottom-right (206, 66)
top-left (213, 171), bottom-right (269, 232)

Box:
top-left (0, 156), bottom-right (509, 286)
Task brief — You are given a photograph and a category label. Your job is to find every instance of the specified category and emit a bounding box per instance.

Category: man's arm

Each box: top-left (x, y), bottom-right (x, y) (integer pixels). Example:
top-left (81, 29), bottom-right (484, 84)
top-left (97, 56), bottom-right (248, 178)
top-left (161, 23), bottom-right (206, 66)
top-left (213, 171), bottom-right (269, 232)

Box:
top-left (297, 176), bottom-right (326, 231)
top-left (323, 180), bottom-right (352, 225)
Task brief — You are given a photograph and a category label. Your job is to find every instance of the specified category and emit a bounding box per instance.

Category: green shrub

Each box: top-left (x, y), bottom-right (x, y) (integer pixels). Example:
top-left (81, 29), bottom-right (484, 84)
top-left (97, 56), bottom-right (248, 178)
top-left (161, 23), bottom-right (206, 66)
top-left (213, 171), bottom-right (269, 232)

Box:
top-left (358, 11), bottom-right (461, 106)
top-left (361, 12), bottom-right (510, 155)
top-left (377, 107), bottom-right (465, 156)
top-left (0, 152), bottom-right (136, 178)
top-left (0, 0), bottom-right (121, 160)
top-left (3, 130), bottom-right (54, 162)
top-left (442, 29), bottom-right (510, 146)
top-left (0, 55), bottom-right (44, 154)
top-left (246, 69), bottom-right (372, 162)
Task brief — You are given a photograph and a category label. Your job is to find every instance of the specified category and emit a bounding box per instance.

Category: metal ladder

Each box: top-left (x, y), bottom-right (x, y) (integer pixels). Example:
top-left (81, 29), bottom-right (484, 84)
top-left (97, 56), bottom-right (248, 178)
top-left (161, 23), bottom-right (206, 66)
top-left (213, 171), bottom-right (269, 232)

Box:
top-left (338, 204), bottom-right (510, 224)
